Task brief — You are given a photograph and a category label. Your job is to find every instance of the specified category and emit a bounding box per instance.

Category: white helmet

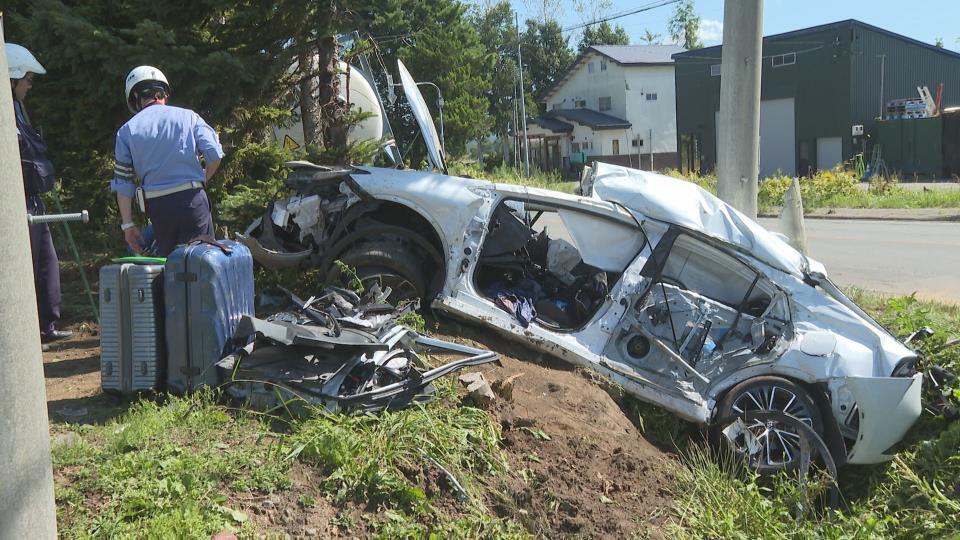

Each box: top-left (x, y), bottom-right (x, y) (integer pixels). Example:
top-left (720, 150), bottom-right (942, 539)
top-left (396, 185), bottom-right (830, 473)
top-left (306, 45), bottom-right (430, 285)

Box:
top-left (6, 43), bottom-right (46, 80)
top-left (124, 65), bottom-right (171, 113)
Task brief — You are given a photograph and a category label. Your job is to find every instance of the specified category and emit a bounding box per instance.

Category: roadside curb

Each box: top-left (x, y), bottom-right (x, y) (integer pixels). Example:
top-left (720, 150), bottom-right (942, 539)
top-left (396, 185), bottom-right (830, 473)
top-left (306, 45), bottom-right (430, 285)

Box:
top-left (760, 208), bottom-right (960, 222)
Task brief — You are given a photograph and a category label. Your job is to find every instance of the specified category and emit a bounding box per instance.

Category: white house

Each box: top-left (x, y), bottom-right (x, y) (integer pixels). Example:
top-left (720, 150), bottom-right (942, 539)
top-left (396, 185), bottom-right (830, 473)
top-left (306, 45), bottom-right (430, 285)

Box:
top-left (523, 44), bottom-right (684, 174)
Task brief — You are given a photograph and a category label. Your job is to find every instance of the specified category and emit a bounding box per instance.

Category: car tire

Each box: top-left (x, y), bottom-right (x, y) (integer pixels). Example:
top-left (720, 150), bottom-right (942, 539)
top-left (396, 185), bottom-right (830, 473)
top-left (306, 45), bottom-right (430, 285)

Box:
top-left (715, 376), bottom-right (825, 474)
top-left (334, 241), bottom-right (429, 304)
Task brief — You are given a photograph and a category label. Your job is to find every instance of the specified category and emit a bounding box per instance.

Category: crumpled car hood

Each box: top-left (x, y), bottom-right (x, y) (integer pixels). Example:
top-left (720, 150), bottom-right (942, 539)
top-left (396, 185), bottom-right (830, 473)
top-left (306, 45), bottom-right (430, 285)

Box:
top-left (587, 162), bottom-right (808, 277)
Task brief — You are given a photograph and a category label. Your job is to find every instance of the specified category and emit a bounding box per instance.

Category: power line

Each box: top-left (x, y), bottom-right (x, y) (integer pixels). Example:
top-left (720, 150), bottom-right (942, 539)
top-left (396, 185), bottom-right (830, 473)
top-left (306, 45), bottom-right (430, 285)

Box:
top-left (561, 0), bottom-right (680, 33)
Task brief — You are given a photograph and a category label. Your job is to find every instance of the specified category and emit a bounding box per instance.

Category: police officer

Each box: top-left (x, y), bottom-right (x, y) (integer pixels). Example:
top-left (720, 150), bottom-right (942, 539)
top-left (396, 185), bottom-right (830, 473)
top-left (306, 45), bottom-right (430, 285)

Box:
top-left (8, 43), bottom-right (71, 343)
top-left (111, 66), bottom-right (224, 256)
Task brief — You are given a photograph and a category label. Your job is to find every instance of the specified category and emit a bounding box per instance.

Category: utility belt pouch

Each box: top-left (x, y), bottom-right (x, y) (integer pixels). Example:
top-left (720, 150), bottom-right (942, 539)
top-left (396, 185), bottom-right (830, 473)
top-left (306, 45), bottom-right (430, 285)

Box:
top-left (135, 186), bottom-right (146, 213)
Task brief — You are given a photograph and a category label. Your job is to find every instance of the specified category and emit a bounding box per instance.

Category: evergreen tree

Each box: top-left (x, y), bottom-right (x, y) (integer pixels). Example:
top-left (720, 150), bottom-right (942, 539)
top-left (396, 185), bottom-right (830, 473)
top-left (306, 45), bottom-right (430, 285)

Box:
top-left (668, 0), bottom-right (703, 50)
top-left (470, 1), bottom-right (534, 141)
top-left (520, 19), bottom-right (574, 110)
top-left (577, 21), bottom-right (630, 54)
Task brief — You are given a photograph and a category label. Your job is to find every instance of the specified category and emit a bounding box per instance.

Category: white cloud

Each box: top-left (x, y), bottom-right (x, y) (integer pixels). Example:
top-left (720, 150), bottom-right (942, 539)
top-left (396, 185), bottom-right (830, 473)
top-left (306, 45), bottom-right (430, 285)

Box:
top-left (699, 19), bottom-right (724, 45)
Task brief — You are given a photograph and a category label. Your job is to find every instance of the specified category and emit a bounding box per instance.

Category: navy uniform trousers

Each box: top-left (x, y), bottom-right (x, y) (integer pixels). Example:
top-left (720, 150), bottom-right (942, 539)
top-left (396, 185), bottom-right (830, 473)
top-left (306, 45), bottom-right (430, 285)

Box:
top-left (27, 196), bottom-right (61, 336)
top-left (144, 187), bottom-right (214, 256)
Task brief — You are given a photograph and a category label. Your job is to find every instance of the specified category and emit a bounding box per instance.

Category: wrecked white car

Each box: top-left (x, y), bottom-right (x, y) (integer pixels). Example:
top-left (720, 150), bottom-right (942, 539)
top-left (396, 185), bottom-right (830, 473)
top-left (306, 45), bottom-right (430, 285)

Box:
top-left (238, 62), bottom-right (922, 473)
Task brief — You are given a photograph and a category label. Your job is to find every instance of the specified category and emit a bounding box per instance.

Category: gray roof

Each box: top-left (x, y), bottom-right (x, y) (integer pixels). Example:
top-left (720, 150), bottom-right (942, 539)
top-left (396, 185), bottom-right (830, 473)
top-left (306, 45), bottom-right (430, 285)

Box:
top-left (547, 109), bottom-right (631, 130)
top-left (590, 44), bottom-right (686, 65)
top-left (527, 115), bottom-right (574, 133)
top-left (673, 19), bottom-right (960, 61)
top-left (541, 44), bottom-right (685, 101)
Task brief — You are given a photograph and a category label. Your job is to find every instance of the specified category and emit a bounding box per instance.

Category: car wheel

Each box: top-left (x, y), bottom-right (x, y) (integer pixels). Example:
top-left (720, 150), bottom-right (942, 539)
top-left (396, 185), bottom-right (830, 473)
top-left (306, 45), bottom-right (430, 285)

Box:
top-left (715, 376), bottom-right (825, 474)
top-left (335, 242), bottom-right (428, 304)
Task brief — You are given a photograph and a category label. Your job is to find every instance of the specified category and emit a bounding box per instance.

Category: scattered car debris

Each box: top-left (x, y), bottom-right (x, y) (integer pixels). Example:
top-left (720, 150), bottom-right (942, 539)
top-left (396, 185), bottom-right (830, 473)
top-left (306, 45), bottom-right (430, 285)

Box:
top-left (217, 286), bottom-right (499, 413)
top-left (458, 372), bottom-right (496, 408)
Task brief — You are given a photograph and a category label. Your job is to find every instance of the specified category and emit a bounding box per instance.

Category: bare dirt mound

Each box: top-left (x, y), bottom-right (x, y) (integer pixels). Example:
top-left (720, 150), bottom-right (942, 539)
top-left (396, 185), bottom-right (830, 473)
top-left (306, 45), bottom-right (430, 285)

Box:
top-left (437, 323), bottom-right (674, 538)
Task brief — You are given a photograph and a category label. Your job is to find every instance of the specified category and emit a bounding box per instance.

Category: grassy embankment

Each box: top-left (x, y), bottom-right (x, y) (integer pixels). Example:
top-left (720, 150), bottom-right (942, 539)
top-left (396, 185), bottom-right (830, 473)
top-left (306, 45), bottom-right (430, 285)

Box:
top-left (52, 292), bottom-right (959, 538)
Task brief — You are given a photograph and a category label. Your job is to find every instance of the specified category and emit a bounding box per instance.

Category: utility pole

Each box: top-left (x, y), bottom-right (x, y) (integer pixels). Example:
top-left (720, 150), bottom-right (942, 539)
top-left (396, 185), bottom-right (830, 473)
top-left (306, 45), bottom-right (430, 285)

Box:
top-left (516, 12), bottom-right (530, 177)
top-left (0, 19), bottom-right (59, 538)
top-left (716, 0), bottom-right (764, 219)
top-left (878, 54), bottom-right (886, 118)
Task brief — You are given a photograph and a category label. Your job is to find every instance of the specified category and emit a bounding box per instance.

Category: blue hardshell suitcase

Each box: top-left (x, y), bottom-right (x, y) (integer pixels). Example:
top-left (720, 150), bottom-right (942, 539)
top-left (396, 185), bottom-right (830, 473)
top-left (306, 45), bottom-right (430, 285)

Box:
top-left (99, 263), bottom-right (166, 393)
top-left (164, 239), bottom-right (255, 393)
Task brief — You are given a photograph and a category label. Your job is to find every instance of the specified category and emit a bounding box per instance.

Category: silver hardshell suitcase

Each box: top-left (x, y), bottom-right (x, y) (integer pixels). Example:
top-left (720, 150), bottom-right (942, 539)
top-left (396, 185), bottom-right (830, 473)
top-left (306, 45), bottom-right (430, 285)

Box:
top-left (99, 263), bottom-right (165, 393)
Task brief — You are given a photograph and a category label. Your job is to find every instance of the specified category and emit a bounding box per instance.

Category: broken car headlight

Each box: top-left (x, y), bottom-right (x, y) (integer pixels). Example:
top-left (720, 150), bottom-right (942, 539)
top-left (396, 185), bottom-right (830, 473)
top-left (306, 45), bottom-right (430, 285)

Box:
top-left (891, 356), bottom-right (920, 378)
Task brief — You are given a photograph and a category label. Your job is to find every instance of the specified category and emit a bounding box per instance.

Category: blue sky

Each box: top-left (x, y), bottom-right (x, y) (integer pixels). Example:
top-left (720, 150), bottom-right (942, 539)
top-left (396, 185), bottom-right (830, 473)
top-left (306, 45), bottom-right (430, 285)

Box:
top-left (510, 0), bottom-right (960, 52)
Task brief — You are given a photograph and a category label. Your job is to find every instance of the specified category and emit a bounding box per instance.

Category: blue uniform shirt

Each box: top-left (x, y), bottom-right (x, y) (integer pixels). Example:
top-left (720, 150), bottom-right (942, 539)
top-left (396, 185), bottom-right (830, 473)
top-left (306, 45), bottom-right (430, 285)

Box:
top-left (111, 104), bottom-right (225, 198)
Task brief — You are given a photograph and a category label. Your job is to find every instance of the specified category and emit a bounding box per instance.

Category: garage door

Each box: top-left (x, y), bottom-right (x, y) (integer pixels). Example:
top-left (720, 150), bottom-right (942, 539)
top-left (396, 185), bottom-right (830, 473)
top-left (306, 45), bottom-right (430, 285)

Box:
top-left (759, 98), bottom-right (796, 178)
top-left (816, 137), bottom-right (843, 171)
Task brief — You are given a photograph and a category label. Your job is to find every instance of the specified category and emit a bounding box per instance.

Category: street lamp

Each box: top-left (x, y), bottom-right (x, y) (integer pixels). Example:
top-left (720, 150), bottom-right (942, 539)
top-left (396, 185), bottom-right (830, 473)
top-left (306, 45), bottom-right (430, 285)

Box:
top-left (386, 74), bottom-right (445, 158)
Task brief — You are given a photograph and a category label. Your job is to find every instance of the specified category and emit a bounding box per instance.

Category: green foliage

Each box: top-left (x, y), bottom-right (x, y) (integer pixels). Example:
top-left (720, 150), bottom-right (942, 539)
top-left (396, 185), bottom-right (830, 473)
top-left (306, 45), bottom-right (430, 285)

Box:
top-left (578, 21), bottom-right (630, 53)
top-left (53, 389), bottom-right (528, 536)
top-left (367, 0), bottom-right (494, 160)
top-left (469, 1), bottom-right (535, 138)
top-left (520, 19), bottom-right (575, 109)
top-left (668, 0), bottom-right (703, 50)
top-left (758, 166), bottom-right (860, 209)
top-left (662, 167), bottom-right (717, 192)
top-left (288, 404), bottom-right (504, 511)
top-left (53, 393), bottom-right (290, 538)
top-left (449, 160), bottom-right (577, 193)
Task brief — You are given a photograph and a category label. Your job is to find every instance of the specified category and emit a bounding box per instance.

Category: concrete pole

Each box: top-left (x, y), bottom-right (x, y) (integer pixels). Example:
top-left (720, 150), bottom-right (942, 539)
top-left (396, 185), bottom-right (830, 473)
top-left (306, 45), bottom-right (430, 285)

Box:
top-left (780, 177), bottom-right (808, 254)
top-left (716, 0), bottom-right (764, 219)
top-left (0, 20), bottom-right (59, 538)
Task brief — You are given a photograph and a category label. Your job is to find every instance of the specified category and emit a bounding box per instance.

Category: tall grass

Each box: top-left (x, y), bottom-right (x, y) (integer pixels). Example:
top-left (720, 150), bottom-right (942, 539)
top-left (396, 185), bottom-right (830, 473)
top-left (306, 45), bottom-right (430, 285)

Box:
top-left (448, 161), bottom-right (578, 194)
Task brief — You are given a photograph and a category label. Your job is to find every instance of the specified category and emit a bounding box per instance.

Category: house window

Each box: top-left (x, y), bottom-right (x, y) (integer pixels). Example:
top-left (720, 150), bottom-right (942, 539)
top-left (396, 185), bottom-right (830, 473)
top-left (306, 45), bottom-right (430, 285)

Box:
top-left (710, 64), bottom-right (721, 77)
top-left (771, 52), bottom-right (796, 68)
top-left (588, 62), bottom-right (595, 74)
top-left (612, 139), bottom-right (620, 155)
top-left (572, 142), bottom-right (581, 152)
top-left (599, 96), bottom-right (612, 111)
top-left (552, 103), bottom-right (560, 110)
top-left (632, 138), bottom-right (639, 148)
top-left (636, 138), bottom-right (644, 147)
top-left (600, 59), bottom-right (608, 71)
top-left (574, 99), bottom-right (586, 108)
top-left (646, 93), bottom-right (658, 101)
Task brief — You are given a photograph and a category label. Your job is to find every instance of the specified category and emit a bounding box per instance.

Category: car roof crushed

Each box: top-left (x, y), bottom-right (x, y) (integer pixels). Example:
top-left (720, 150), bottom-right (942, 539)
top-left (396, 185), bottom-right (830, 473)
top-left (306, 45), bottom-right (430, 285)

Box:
top-left (585, 162), bottom-right (808, 276)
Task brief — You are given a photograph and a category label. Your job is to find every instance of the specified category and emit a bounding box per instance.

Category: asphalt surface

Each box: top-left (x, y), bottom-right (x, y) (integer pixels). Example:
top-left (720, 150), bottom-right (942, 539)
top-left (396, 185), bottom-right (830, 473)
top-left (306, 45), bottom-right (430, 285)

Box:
top-left (535, 213), bottom-right (960, 303)
top-left (760, 218), bottom-right (960, 303)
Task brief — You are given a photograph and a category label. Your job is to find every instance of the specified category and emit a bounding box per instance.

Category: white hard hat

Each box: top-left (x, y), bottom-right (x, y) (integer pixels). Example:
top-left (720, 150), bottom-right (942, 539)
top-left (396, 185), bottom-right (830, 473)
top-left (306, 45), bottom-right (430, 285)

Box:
top-left (6, 43), bottom-right (46, 80)
top-left (124, 65), bottom-right (171, 113)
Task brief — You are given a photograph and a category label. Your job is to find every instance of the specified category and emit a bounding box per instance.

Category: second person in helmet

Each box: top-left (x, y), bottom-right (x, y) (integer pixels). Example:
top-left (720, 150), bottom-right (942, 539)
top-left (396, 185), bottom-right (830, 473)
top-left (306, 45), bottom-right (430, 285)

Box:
top-left (110, 65), bottom-right (225, 256)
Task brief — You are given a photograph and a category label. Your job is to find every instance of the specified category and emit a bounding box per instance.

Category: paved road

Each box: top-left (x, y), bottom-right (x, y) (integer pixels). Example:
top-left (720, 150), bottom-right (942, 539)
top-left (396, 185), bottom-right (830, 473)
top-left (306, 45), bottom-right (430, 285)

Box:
top-left (536, 213), bottom-right (960, 303)
top-left (761, 218), bottom-right (960, 303)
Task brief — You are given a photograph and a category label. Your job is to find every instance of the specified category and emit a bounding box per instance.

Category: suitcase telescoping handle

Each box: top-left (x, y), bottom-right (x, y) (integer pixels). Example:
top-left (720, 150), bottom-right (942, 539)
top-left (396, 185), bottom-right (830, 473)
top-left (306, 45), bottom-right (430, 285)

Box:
top-left (189, 236), bottom-right (233, 255)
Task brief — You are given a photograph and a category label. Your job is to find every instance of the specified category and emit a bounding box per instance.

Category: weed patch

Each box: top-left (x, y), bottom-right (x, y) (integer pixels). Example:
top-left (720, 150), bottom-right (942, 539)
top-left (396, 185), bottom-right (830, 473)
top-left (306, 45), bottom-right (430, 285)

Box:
top-left (449, 161), bottom-right (578, 194)
top-left (54, 393), bottom-right (290, 538)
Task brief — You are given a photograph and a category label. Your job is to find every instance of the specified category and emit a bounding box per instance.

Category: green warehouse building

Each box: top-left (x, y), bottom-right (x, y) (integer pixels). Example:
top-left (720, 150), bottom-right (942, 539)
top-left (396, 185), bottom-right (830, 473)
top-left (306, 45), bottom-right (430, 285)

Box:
top-left (672, 19), bottom-right (960, 179)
